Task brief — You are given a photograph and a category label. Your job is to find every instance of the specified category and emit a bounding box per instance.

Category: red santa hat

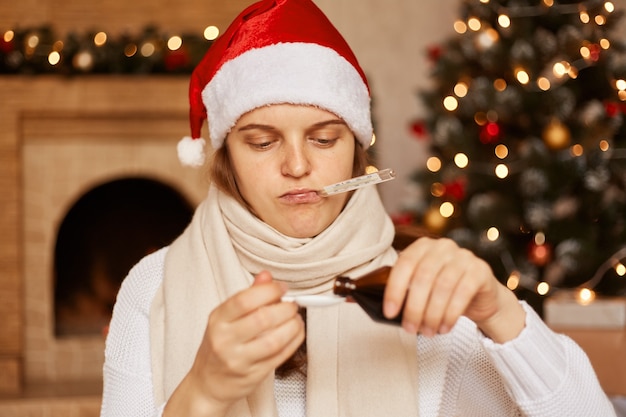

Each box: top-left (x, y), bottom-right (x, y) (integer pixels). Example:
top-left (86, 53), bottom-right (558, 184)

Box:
top-left (177, 0), bottom-right (373, 166)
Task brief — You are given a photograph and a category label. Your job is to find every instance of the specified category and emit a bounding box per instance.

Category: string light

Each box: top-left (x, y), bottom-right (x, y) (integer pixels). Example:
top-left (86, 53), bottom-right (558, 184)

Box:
top-left (443, 96), bottom-right (459, 111)
top-left (167, 36), bottom-right (183, 51)
top-left (454, 153), bottom-right (469, 168)
top-left (426, 156), bottom-right (442, 172)
top-left (204, 25), bottom-right (220, 40)
top-left (440, 202), bottom-right (455, 218)
top-left (94, 32), bottom-right (107, 47)
top-left (537, 281), bottom-right (551, 295)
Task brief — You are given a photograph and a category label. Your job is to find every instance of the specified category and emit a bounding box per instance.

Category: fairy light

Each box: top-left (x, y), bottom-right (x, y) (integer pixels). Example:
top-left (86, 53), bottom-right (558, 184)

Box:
top-left (537, 77), bottom-right (551, 91)
top-left (476, 28), bottom-right (499, 49)
top-left (124, 43), bottom-right (138, 57)
top-left (454, 82), bottom-right (469, 97)
top-left (507, 271), bottom-right (520, 290)
top-left (535, 232), bottom-right (546, 245)
top-left (94, 31), bottom-right (107, 46)
top-left (454, 20), bottom-right (468, 34)
top-left (167, 36), bottom-right (183, 51)
top-left (454, 153), bottom-right (469, 168)
top-left (475, 112), bottom-right (487, 126)
top-left (580, 45), bottom-right (591, 59)
top-left (620, 91), bottom-right (626, 101)
top-left (3, 30), bottom-right (14, 42)
top-left (599, 140), bottom-right (610, 152)
top-left (443, 96), bottom-right (459, 111)
top-left (605, 1), bottom-right (615, 13)
top-left (486, 227), bottom-right (500, 241)
top-left (370, 133), bottom-right (377, 147)
top-left (495, 163), bottom-right (509, 178)
top-left (595, 15), bottom-right (607, 25)
top-left (616, 262), bottom-right (626, 276)
top-left (431, 182), bottom-right (446, 197)
top-left (426, 156), bottom-right (442, 172)
top-left (468, 17), bottom-right (482, 31)
top-left (577, 288), bottom-right (596, 305)
top-left (571, 144), bottom-right (584, 156)
top-left (553, 61), bottom-right (569, 78)
top-left (493, 78), bottom-right (507, 91)
top-left (440, 202), bottom-right (455, 218)
top-left (543, 0), bottom-right (554, 6)
top-left (515, 69), bottom-right (530, 85)
top-left (27, 35), bottom-right (39, 48)
top-left (599, 38), bottom-right (610, 49)
top-left (568, 66), bottom-right (578, 79)
top-left (497, 14), bottom-right (511, 28)
top-left (140, 41), bottom-right (155, 57)
top-left (537, 281), bottom-right (550, 295)
top-left (48, 51), bottom-right (61, 66)
top-left (580, 10), bottom-right (590, 23)
top-left (495, 144), bottom-right (508, 159)
top-left (204, 25), bottom-right (220, 40)
top-left (616, 79), bottom-right (626, 91)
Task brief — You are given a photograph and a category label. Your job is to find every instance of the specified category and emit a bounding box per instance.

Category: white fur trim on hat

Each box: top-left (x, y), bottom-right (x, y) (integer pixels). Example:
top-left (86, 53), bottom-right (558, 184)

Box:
top-left (202, 42), bottom-right (373, 149)
top-left (177, 136), bottom-right (206, 167)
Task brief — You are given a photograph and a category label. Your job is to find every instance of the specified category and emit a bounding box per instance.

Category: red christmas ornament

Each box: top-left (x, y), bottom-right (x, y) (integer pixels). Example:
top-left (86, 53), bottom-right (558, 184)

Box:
top-left (0, 37), bottom-right (14, 54)
top-left (589, 43), bottom-right (601, 62)
top-left (409, 119), bottom-right (428, 139)
top-left (605, 101), bottom-right (621, 118)
top-left (479, 122), bottom-right (501, 144)
top-left (164, 48), bottom-right (191, 72)
top-left (528, 241), bottom-right (552, 267)
top-left (443, 179), bottom-right (466, 201)
top-left (391, 211), bottom-right (415, 226)
top-left (426, 45), bottom-right (442, 63)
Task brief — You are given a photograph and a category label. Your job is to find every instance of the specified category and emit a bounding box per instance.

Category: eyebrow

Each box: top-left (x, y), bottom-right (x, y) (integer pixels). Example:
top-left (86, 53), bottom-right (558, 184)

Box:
top-left (237, 119), bottom-right (347, 132)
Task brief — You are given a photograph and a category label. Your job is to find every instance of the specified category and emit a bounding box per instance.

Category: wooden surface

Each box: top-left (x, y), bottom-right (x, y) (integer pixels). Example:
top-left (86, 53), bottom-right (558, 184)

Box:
top-left (553, 327), bottom-right (626, 397)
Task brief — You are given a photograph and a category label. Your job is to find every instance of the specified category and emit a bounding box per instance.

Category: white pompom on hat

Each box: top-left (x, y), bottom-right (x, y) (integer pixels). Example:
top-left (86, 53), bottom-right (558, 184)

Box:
top-left (178, 0), bottom-right (373, 166)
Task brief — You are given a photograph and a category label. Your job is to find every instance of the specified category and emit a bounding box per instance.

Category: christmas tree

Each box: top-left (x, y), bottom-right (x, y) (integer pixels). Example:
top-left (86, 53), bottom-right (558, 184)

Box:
top-left (407, 0), bottom-right (626, 309)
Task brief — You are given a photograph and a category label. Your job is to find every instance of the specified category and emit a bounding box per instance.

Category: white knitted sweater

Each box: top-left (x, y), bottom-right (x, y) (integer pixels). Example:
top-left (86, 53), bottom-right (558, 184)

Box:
top-left (100, 247), bottom-right (616, 417)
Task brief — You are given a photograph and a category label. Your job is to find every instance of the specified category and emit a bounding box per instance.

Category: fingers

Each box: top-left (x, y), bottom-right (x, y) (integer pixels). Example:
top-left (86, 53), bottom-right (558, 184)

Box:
top-left (387, 237), bottom-right (496, 336)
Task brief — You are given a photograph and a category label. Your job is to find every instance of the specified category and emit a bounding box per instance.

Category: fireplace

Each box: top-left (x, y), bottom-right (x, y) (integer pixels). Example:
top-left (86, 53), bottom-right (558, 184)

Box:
top-left (0, 76), bottom-right (208, 414)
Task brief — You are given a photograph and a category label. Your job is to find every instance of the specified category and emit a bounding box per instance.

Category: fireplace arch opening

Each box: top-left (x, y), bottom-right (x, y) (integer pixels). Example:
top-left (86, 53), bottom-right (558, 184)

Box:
top-left (53, 177), bottom-right (195, 337)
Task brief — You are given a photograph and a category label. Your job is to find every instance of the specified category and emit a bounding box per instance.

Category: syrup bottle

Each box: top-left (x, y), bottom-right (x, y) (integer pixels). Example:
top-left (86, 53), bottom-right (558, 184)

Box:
top-left (333, 265), bottom-right (403, 326)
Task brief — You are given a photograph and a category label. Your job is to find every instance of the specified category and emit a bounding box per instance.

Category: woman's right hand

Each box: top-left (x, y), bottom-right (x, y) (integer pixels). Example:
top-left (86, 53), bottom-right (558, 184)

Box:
top-left (164, 271), bottom-right (305, 417)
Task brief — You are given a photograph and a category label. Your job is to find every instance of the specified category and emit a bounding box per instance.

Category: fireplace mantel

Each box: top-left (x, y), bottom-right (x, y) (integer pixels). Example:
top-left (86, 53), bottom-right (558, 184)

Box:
top-left (0, 76), bottom-right (208, 414)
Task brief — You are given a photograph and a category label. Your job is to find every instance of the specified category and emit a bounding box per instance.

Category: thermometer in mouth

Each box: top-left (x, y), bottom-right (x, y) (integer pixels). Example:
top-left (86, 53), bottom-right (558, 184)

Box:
top-left (317, 168), bottom-right (396, 197)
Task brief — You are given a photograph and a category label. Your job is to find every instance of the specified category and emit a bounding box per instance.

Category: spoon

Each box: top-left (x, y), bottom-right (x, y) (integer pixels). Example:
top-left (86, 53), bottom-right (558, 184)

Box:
top-left (282, 294), bottom-right (346, 308)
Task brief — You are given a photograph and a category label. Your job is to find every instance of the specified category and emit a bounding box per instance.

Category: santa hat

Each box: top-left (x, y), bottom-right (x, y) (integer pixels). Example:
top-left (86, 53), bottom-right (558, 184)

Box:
top-left (177, 0), bottom-right (373, 167)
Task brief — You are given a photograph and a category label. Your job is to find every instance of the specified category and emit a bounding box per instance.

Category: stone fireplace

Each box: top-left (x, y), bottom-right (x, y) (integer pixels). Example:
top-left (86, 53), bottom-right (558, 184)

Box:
top-left (0, 76), bottom-right (208, 414)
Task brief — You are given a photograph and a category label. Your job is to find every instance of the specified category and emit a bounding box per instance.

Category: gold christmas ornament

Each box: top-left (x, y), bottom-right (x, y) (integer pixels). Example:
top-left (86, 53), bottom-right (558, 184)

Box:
top-left (423, 206), bottom-right (447, 233)
top-left (542, 119), bottom-right (571, 150)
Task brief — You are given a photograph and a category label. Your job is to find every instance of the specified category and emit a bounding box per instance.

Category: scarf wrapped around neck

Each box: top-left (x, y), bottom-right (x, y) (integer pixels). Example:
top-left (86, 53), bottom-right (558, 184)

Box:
top-left (150, 185), bottom-right (419, 416)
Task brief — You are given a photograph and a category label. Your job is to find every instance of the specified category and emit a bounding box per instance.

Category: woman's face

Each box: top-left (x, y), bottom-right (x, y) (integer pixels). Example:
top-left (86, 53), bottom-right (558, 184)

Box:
top-left (226, 104), bottom-right (356, 238)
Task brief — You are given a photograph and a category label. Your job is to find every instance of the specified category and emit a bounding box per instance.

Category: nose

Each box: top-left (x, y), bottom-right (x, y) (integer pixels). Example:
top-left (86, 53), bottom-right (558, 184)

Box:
top-left (281, 140), bottom-right (311, 178)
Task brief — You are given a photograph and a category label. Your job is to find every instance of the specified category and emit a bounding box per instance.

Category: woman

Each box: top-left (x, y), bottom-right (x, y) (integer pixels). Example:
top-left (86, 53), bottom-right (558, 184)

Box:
top-left (100, 0), bottom-right (616, 416)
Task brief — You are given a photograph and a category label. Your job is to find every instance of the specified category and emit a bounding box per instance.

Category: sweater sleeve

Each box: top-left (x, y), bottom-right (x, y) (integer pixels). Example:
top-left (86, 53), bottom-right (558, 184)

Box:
top-left (100, 247), bottom-right (169, 417)
top-left (480, 301), bottom-right (616, 417)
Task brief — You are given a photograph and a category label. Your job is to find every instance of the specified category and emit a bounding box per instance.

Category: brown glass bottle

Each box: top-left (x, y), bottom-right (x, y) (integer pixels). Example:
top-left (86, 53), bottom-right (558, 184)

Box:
top-left (333, 265), bottom-right (403, 326)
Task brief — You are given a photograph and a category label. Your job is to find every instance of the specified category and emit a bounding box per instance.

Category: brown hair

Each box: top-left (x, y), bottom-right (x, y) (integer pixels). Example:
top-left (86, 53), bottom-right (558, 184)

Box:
top-left (208, 137), bottom-right (369, 377)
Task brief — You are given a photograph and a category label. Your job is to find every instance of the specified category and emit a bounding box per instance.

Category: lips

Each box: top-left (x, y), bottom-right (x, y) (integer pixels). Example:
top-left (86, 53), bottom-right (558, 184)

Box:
top-left (280, 189), bottom-right (322, 204)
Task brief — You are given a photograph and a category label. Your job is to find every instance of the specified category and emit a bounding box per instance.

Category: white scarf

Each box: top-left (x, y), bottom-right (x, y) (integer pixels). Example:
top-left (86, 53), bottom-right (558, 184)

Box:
top-left (150, 185), bottom-right (419, 416)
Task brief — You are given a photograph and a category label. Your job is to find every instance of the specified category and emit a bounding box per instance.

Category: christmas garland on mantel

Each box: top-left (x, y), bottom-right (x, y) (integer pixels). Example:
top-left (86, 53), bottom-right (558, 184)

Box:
top-left (0, 25), bottom-right (217, 75)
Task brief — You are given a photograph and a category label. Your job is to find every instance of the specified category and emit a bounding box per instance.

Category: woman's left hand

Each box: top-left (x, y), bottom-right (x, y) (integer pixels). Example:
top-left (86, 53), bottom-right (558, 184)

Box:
top-left (383, 237), bottom-right (526, 343)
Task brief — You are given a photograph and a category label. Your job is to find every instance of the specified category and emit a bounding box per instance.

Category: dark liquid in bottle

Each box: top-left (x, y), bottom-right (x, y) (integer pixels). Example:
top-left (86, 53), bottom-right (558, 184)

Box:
top-left (333, 266), bottom-right (403, 326)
